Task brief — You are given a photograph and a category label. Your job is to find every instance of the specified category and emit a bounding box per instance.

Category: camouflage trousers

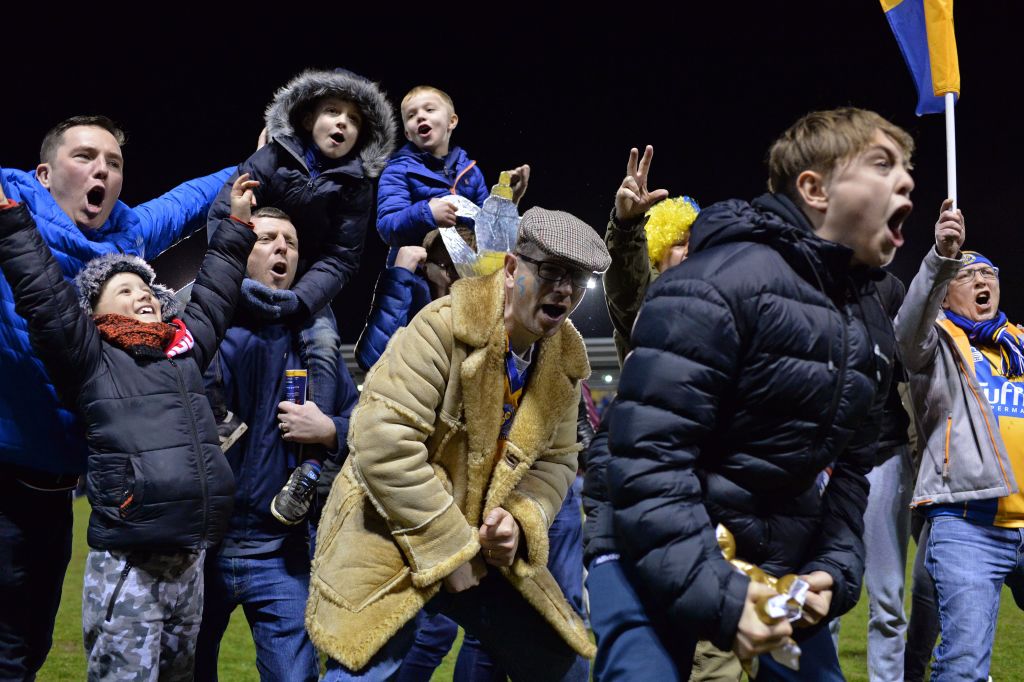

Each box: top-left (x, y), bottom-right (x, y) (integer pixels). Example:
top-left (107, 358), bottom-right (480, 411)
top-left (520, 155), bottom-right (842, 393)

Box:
top-left (82, 548), bottom-right (205, 681)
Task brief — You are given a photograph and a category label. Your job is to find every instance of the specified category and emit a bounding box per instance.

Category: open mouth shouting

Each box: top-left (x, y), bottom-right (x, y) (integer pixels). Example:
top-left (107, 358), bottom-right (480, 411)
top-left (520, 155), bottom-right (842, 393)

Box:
top-left (269, 260), bottom-right (290, 283)
top-left (329, 132), bottom-right (346, 145)
top-left (85, 185), bottom-right (107, 216)
top-left (975, 289), bottom-right (993, 314)
top-left (886, 202), bottom-right (912, 248)
top-left (539, 302), bottom-right (568, 325)
top-left (417, 123), bottom-right (432, 138)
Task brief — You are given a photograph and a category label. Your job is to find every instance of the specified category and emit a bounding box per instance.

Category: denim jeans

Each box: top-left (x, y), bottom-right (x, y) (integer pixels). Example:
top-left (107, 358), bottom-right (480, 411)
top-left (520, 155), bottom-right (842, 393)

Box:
top-left (925, 516), bottom-right (1024, 681)
top-left (0, 477), bottom-right (73, 680)
top-left (398, 478), bottom-right (587, 681)
top-left (588, 557), bottom-right (687, 681)
top-left (327, 571), bottom-right (586, 682)
top-left (299, 306), bottom-right (340, 409)
top-left (755, 624), bottom-right (844, 682)
top-left (296, 306), bottom-right (340, 464)
top-left (195, 544), bottom-right (318, 682)
top-left (397, 613), bottom-right (504, 682)
top-left (324, 619), bottom-right (419, 682)
top-left (588, 559), bottom-right (842, 681)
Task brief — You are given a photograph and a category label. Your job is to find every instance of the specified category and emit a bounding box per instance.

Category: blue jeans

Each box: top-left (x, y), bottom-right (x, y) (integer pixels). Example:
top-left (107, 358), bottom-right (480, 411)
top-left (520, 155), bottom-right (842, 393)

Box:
top-left (299, 306), bottom-right (340, 410)
top-left (589, 558), bottom-right (843, 680)
top-left (925, 516), bottom-right (1024, 681)
top-left (297, 306), bottom-right (340, 465)
top-left (0, 477), bottom-right (73, 680)
top-left (327, 571), bottom-right (586, 682)
top-left (755, 624), bottom-right (843, 681)
top-left (398, 479), bottom-right (587, 681)
top-left (549, 477), bottom-right (585, 620)
top-left (397, 613), bottom-right (504, 682)
top-left (195, 544), bottom-right (318, 682)
top-left (324, 619), bottom-right (419, 682)
top-left (588, 558), bottom-right (686, 681)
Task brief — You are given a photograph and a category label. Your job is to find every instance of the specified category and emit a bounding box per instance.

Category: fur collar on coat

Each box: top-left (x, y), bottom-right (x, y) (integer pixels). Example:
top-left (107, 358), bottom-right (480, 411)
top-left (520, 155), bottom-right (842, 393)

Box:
top-left (264, 68), bottom-right (397, 178)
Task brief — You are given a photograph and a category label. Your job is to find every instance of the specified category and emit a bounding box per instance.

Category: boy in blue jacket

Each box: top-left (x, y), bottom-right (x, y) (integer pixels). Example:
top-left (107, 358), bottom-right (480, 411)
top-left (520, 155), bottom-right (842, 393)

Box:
top-left (208, 69), bottom-right (396, 524)
top-left (376, 85), bottom-right (530, 263)
top-left (0, 175), bottom-right (258, 680)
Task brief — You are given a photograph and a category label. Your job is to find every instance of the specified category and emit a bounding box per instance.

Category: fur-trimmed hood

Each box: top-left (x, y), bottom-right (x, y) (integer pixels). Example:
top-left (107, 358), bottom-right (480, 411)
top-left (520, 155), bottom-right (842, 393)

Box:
top-left (265, 68), bottom-right (397, 179)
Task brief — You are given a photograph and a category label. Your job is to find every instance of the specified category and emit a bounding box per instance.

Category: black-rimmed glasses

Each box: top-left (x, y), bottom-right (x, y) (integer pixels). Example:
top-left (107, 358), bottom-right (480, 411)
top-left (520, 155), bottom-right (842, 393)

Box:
top-left (516, 253), bottom-right (592, 289)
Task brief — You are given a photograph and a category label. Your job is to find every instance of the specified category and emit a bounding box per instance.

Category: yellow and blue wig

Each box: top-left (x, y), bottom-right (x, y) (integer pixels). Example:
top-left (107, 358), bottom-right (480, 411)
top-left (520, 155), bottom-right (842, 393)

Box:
top-left (644, 196), bottom-right (700, 265)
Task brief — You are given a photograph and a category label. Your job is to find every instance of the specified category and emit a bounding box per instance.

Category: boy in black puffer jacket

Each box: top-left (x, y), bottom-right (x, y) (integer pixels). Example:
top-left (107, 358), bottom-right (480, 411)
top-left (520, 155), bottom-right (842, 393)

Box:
top-left (589, 109), bottom-right (915, 681)
top-left (208, 68), bottom-right (397, 525)
top-left (0, 176), bottom-right (258, 681)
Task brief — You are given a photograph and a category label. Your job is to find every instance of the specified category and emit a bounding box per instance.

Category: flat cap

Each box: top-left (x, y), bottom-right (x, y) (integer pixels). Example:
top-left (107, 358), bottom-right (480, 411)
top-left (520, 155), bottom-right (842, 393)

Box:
top-left (516, 207), bottom-right (612, 273)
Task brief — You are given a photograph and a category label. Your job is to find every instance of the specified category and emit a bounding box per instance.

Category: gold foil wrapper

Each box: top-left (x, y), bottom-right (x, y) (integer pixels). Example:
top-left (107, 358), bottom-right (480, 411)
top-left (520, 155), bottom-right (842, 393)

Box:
top-left (715, 524), bottom-right (807, 672)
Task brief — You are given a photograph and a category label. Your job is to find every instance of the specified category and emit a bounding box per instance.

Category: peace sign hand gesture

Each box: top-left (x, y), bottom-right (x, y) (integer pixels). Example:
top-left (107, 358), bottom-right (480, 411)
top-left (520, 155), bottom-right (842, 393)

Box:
top-left (614, 145), bottom-right (669, 223)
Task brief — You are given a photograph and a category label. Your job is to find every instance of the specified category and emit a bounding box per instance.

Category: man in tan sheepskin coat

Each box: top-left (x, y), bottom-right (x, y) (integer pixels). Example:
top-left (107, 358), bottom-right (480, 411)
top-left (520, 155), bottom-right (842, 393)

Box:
top-left (308, 207), bottom-right (611, 681)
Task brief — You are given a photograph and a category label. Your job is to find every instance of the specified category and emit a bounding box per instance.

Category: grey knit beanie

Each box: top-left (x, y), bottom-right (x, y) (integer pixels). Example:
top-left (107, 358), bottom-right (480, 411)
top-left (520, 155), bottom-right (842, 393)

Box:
top-left (74, 253), bottom-right (180, 321)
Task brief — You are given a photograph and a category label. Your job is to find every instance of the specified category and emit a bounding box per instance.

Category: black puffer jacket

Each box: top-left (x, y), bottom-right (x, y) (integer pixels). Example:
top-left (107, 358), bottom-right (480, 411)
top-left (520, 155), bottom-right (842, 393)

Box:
top-left (209, 69), bottom-right (397, 318)
top-left (0, 203), bottom-right (255, 551)
top-left (605, 193), bottom-right (894, 651)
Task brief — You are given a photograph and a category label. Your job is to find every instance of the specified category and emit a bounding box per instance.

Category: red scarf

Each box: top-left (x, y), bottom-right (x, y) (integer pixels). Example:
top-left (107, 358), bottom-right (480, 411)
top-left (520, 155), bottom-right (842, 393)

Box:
top-left (94, 314), bottom-right (194, 359)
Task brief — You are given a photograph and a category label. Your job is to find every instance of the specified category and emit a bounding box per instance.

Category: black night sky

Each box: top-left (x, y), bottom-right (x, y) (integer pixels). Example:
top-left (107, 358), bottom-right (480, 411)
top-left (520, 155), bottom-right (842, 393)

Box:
top-left (4, 4), bottom-right (1021, 341)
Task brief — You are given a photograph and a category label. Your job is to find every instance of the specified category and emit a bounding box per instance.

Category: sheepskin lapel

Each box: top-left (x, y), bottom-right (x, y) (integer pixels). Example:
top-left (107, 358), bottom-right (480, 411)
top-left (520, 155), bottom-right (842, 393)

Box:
top-left (452, 272), bottom-right (507, 524)
top-left (449, 271), bottom-right (591, 520)
top-left (484, 320), bottom-right (589, 513)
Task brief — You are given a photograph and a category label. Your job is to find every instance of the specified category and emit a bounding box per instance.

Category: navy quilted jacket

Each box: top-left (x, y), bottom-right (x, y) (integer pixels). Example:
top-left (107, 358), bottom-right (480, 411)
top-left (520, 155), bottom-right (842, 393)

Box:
top-left (208, 315), bottom-right (359, 551)
top-left (0, 204), bottom-right (255, 550)
top-left (376, 143), bottom-right (488, 250)
top-left (605, 193), bottom-right (895, 651)
top-left (208, 68), bottom-right (397, 320)
top-left (0, 166), bottom-right (231, 474)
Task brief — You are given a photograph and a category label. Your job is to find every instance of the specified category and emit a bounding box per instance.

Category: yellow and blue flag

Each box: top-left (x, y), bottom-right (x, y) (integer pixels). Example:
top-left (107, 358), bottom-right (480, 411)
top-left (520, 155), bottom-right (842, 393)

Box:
top-left (880, 0), bottom-right (960, 115)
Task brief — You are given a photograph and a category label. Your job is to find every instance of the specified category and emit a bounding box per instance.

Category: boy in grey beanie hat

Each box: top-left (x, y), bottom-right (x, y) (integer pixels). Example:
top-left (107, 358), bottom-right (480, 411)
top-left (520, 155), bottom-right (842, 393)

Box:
top-left (0, 175), bottom-right (259, 679)
top-left (74, 252), bottom-right (180, 322)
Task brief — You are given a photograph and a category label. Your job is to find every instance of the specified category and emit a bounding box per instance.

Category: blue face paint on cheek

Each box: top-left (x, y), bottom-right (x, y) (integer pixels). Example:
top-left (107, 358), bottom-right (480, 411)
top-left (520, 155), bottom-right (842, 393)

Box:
top-left (516, 275), bottom-right (526, 297)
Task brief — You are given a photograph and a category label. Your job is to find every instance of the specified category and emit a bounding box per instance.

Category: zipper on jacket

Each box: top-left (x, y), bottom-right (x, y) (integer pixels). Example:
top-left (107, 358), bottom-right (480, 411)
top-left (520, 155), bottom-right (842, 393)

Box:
top-left (105, 559), bottom-right (133, 621)
top-left (170, 358), bottom-right (209, 545)
top-left (953, 353), bottom-right (1014, 490)
top-left (449, 160), bottom-right (477, 193)
top-left (943, 414), bottom-right (953, 478)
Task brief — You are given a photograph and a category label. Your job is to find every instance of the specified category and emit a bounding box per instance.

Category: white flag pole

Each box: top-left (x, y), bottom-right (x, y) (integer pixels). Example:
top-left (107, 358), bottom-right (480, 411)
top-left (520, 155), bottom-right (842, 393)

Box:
top-left (945, 92), bottom-right (958, 209)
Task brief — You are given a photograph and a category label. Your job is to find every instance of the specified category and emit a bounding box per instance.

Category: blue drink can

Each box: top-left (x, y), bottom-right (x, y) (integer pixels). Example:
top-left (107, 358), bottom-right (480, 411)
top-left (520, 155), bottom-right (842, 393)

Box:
top-left (284, 369), bottom-right (307, 405)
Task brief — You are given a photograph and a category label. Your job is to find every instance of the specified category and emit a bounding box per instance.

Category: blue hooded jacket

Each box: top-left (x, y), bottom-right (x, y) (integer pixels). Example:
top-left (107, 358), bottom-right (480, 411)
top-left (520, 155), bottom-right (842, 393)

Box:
top-left (354, 266), bottom-right (431, 372)
top-left (0, 166), bottom-right (231, 474)
top-left (376, 143), bottom-right (488, 250)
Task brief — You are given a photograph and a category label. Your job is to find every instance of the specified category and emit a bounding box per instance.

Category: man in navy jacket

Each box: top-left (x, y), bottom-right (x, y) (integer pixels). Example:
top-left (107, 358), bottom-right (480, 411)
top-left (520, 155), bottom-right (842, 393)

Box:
top-left (0, 115), bottom-right (231, 678)
top-left (195, 206), bottom-right (358, 682)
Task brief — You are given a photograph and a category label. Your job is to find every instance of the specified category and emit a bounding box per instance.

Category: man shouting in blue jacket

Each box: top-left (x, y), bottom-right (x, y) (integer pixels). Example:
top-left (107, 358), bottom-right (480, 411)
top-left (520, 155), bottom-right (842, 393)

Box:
top-left (0, 115), bottom-right (231, 679)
